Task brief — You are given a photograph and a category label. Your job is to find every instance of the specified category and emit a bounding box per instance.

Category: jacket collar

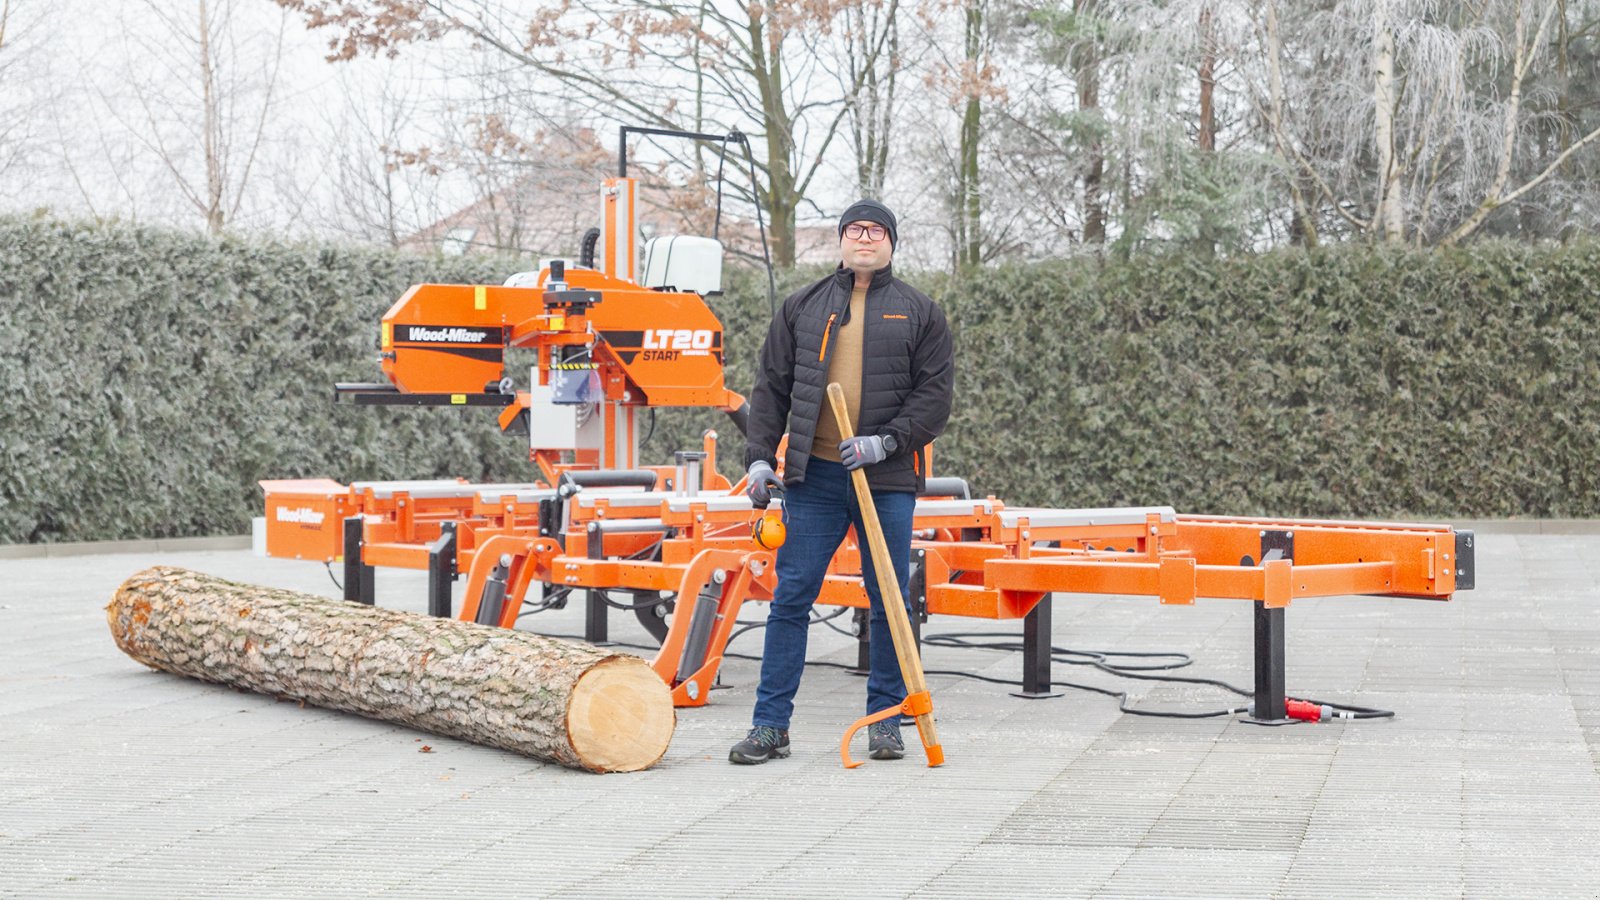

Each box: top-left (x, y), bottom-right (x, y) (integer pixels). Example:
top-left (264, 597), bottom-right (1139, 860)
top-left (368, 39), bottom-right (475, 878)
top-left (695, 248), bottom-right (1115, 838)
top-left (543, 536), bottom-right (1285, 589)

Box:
top-left (833, 262), bottom-right (895, 291)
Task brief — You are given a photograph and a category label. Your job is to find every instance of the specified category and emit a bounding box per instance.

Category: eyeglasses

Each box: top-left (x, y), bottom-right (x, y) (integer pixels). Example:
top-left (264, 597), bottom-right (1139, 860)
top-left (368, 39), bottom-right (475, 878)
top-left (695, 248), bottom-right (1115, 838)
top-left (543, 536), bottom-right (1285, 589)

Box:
top-left (843, 223), bottom-right (888, 242)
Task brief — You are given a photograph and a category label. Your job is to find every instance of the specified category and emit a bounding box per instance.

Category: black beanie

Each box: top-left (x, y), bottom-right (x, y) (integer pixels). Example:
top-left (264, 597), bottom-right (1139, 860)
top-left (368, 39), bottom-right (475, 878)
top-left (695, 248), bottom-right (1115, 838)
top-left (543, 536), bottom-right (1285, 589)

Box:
top-left (838, 199), bottom-right (898, 247)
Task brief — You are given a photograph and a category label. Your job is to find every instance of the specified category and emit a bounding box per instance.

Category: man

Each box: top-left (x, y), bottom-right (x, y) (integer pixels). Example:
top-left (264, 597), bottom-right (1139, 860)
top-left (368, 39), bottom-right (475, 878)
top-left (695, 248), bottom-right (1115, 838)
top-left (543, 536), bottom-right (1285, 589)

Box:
top-left (730, 199), bottom-right (955, 764)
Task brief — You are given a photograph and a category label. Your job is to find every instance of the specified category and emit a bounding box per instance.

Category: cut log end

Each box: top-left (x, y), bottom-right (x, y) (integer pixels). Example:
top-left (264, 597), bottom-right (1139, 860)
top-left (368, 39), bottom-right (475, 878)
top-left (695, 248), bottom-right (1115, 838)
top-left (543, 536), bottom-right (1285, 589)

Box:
top-left (567, 657), bottom-right (676, 773)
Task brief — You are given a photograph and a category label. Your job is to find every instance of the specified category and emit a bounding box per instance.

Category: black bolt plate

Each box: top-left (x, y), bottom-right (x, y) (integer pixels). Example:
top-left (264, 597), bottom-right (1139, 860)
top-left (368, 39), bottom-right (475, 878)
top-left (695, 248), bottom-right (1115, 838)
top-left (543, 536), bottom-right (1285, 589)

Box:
top-left (1261, 529), bottom-right (1295, 564)
top-left (1454, 530), bottom-right (1476, 591)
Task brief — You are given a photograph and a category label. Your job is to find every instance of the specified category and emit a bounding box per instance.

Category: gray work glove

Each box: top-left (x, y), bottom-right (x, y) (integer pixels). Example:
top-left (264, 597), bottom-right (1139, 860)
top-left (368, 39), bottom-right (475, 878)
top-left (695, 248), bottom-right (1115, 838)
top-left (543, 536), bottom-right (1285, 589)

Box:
top-left (746, 460), bottom-right (783, 507)
top-left (839, 435), bottom-right (890, 471)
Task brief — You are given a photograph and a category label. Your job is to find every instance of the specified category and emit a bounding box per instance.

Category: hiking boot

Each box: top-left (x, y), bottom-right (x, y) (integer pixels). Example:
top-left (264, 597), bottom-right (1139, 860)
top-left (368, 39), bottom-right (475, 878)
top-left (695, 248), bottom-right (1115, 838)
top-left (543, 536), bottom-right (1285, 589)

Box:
top-left (729, 726), bottom-right (791, 764)
top-left (868, 720), bottom-right (905, 760)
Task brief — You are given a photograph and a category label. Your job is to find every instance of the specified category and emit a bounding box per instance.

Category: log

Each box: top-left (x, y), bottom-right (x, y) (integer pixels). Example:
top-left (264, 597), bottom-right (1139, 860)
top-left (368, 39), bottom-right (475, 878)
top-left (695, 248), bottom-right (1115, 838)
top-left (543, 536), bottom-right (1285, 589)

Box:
top-left (106, 566), bottom-right (674, 773)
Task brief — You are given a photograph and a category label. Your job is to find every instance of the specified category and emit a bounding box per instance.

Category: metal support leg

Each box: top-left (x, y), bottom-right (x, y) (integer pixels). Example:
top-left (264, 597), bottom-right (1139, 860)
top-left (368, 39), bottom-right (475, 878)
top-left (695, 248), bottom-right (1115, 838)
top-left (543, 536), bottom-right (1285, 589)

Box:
top-left (1012, 595), bottom-right (1063, 699)
top-left (427, 522), bottom-right (457, 618)
top-left (908, 552), bottom-right (927, 648)
top-left (343, 515), bottom-right (374, 606)
top-left (1245, 529), bottom-right (1293, 724)
top-left (342, 516), bottom-right (362, 603)
top-left (850, 608), bottom-right (871, 676)
top-left (1252, 603), bottom-right (1288, 721)
top-left (585, 593), bottom-right (609, 642)
top-left (585, 522), bottom-right (608, 644)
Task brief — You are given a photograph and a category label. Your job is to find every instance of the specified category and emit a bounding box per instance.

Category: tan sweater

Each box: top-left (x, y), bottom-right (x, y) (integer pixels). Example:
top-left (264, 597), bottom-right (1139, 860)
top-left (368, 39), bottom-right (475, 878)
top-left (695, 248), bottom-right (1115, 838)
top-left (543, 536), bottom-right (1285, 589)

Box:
top-left (810, 283), bottom-right (869, 461)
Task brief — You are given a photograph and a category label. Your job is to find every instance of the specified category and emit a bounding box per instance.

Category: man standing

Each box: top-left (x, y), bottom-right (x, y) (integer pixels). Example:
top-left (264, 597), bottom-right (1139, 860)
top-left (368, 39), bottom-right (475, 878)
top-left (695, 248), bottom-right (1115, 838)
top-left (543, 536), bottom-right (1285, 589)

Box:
top-left (730, 200), bottom-right (955, 764)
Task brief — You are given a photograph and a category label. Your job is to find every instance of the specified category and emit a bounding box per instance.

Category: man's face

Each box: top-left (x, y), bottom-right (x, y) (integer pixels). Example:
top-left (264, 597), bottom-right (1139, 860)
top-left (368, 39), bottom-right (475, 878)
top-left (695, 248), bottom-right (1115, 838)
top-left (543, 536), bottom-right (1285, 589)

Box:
top-left (841, 220), bottom-right (893, 273)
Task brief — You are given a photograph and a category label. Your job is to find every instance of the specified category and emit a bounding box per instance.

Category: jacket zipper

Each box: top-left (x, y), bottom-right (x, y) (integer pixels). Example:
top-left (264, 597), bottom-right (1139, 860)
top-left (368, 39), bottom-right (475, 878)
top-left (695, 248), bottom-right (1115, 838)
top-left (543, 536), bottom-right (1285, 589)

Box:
top-left (818, 312), bottom-right (837, 361)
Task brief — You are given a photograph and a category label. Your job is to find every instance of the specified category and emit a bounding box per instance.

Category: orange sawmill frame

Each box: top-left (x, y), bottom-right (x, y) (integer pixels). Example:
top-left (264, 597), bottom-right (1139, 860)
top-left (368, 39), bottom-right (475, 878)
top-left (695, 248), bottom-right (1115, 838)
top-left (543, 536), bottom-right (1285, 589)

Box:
top-left (261, 172), bottom-right (1475, 726)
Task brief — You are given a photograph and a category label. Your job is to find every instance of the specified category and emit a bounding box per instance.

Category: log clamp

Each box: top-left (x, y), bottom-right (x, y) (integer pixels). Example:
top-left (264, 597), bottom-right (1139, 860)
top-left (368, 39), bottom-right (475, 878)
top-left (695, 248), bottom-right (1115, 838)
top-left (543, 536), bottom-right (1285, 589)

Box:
top-left (839, 689), bottom-right (944, 769)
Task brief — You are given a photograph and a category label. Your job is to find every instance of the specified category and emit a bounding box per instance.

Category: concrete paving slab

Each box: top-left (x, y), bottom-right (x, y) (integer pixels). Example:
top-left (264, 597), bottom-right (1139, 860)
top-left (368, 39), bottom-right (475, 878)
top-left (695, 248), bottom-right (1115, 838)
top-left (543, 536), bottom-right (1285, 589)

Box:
top-left (1, 534), bottom-right (1598, 897)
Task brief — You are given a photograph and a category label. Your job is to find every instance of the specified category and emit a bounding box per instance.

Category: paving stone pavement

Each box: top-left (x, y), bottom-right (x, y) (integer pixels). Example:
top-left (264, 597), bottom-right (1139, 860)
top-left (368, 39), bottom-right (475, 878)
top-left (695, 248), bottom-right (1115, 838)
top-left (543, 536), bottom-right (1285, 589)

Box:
top-left (2, 532), bottom-right (1598, 898)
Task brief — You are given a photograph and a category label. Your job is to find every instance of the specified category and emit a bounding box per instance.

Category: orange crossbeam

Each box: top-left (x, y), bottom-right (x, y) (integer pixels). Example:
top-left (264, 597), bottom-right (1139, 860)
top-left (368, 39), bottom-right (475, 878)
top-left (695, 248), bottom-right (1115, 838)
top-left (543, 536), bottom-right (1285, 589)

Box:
top-left (985, 557), bottom-right (1406, 606)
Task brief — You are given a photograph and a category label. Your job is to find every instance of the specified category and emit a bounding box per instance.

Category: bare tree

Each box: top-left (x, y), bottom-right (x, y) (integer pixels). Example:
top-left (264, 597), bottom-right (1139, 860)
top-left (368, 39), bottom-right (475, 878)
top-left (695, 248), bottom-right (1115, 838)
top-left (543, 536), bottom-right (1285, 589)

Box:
top-left (954, 0), bottom-right (989, 269)
top-left (277, 0), bottom-right (904, 268)
top-left (838, 0), bottom-right (902, 197)
top-left (89, 0), bottom-right (288, 233)
top-left (1072, 0), bottom-right (1106, 244)
top-left (1439, 0), bottom-right (1600, 243)
top-left (906, 0), bottom-right (1009, 266)
top-left (1251, 0), bottom-right (1600, 246)
top-left (0, 0), bottom-right (57, 187)
top-left (314, 65), bottom-right (443, 246)
top-left (988, 0), bottom-right (1273, 254)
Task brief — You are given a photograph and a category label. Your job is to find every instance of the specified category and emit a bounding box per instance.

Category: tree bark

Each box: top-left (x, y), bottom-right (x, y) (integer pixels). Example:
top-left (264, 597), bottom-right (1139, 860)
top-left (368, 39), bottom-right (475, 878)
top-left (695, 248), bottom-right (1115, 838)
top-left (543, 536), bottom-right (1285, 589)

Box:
top-left (1373, 0), bottom-right (1405, 243)
top-left (1074, 0), bottom-right (1105, 245)
top-left (106, 566), bottom-right (675, 773)
top-left (748, 10), bottom-right (797, 269)
top-left (199, 0), bottom-right (224, 234)
top-left (956, 0), bottom-right (983, 270)
top-left (1197, 3), bottom-right (1216, 154)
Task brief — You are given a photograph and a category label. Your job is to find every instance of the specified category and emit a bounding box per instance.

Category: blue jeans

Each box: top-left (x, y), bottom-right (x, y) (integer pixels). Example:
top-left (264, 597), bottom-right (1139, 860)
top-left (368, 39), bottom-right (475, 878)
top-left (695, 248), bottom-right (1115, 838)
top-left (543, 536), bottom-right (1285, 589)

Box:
top-left (751, 457), bottom-right (914, 730)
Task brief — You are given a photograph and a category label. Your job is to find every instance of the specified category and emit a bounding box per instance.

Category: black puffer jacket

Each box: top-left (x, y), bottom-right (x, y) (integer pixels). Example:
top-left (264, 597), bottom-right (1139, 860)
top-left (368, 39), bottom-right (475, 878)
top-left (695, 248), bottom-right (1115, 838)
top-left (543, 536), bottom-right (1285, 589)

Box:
top-left (745, 264), bottom-right (954, 493)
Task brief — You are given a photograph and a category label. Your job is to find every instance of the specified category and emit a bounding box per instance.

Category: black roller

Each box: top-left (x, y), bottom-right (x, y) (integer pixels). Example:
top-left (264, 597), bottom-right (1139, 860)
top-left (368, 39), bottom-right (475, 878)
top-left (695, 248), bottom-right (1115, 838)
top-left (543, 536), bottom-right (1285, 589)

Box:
top-left (558, 469), bottom-right (660, 497)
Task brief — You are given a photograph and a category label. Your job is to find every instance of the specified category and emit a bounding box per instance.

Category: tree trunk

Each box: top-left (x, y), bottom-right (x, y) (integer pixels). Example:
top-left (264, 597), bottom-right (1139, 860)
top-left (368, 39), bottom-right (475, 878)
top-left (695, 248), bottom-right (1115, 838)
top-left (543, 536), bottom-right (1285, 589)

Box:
top-left (956, 1), bottom-right (983, 270)
top-left (1074, 0), bottom-right (1105, 245)
top-left (106, 566), bottom-right (675, 773)
top-left (198, 0), bottom-right (225, 235)
top-left (1372, 0), bottom-right (1405, 243)
top-left (1197, 4), bottom-right (1216, 154)
top-left (748, 10), bottom-right (797, 269)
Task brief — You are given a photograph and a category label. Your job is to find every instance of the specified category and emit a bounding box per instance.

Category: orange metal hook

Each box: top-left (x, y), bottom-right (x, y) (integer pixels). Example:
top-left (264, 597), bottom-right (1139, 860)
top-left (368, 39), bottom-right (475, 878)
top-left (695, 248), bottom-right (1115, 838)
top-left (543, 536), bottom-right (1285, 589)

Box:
top-left (839, 690), bottom-right (944, 769)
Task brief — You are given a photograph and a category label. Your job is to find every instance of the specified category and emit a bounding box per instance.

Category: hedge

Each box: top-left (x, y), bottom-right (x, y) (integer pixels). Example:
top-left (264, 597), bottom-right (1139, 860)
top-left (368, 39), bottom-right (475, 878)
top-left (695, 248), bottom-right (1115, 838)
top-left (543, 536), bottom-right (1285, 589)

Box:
top-left (2, 214), bottom-right (1596, 544)
top-left (924, 245), bottom-right (1600, 519)
top-left (0, 219), bottom-right (525, 542)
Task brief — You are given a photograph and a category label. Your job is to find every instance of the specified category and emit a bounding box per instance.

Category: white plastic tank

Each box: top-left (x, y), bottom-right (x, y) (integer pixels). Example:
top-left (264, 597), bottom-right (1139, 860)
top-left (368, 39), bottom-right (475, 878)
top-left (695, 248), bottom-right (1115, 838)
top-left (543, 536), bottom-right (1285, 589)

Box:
top-left (641, 236), bottom-right (723, 295)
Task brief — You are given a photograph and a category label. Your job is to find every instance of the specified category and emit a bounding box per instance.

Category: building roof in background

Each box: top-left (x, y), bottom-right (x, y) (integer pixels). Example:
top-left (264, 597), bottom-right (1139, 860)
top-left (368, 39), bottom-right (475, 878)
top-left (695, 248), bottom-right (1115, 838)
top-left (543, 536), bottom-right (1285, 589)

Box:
top-left (405, 130), bottom-right (839, 268)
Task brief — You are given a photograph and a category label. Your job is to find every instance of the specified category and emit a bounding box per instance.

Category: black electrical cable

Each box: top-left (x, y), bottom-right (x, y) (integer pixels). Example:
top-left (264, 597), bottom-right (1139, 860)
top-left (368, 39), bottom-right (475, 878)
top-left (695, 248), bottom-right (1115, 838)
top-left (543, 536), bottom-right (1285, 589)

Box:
top-left (714, 623), bottom-right (1390, 721)
top-left (502, 576), bottom-right (1393, 722)
top-left (733, 132), bottom-right (777, 316)
top-left (813, 608), bottom-right (861, 639)
top-left (723, 619), bottom-right (767, 646)
top-left (515, 593), bottom-right (570, 617)
top-left (923, 632), bottom-right (1255, 697)
top-left (712, 136), bottom-right (729, 241)
top-left (722, 607), bottom-right (849, 647)
top-left (600, 592), bottom-right (672, 612)
top-left (927, 633), bottom-right (1199, 671)
top-left (324, 562), bottom-right (343, 592)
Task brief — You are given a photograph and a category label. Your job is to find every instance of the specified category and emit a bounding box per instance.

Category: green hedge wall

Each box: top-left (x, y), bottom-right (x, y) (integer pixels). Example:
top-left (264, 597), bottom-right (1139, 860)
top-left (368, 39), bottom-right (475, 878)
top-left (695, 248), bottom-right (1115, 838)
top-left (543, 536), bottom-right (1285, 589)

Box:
top-left (3, 215), bottom-right (1596, 544)
top-left (0, 218), bottom-right (528, 542)
top-left (925, 245), bottom-right (1600, 519)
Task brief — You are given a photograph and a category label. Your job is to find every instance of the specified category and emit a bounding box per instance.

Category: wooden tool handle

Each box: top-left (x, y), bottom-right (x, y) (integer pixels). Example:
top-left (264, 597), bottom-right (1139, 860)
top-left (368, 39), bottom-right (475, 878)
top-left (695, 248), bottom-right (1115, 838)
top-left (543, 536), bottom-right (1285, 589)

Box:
top-left (826, 383), bottom-right (940, 752)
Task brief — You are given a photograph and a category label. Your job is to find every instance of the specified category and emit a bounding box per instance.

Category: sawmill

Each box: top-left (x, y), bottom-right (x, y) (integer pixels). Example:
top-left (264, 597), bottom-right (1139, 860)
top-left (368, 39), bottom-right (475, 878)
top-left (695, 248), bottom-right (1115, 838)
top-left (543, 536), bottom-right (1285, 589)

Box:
top-left (242, 127), bottom-right (1475, 767)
